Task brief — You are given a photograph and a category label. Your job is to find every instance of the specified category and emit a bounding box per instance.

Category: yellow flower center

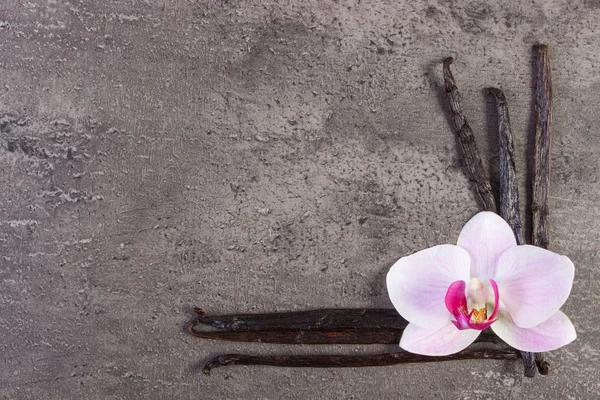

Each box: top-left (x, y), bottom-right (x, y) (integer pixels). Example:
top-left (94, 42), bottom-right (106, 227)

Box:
top-left (470, 307), bottom-right (487, 324)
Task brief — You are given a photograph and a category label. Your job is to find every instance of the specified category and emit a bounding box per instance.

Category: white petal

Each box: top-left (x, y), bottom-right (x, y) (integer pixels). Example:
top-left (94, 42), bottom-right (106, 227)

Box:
top-left (494, 245), bottom-right (574, 328)
top-left (491, 310), bottom-right (576, 352)
top-left (400, 322), bottom-right (481, 356)
top-left (387, 244), bottom-right (471, 330)
top-left (457, 211), bottom-right (517, 281)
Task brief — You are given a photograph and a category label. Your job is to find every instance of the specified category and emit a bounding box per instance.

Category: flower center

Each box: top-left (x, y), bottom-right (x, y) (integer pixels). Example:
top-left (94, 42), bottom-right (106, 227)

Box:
top-left (444, 278), bottom-right (500, 331)
top-left (470, 306), bottom-right (487, 324)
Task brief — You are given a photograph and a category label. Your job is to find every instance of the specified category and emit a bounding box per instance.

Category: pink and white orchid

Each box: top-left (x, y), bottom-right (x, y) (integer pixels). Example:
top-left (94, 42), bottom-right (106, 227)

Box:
top-left (387, 211), bottom-right (576, 356)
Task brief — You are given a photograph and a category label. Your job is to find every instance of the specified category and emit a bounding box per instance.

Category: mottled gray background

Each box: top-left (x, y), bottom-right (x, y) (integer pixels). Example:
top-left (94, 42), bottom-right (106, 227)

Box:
top-left (1, 1), bottom-right (599, 399)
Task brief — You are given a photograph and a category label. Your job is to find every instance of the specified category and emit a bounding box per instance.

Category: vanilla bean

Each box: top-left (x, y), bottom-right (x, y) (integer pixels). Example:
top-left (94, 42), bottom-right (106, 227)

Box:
top-left (201, 348), bottom-right (521, 375)
top-left (189, 327), bottom-right (404, 344)
top-left (488, 88), bottom-right (536, 377)
top-left (189, 328), bottom-right (500, 345)
top-left (189, 308), bottom-right (502, 345)
top-left (530, 43), bottom-right (553, 376)
top-left (443, 57), bottom-right (496, 212)
top-left (489, 88), bottom-right (523, 243)
top-left (532, 44), bottom-right (552, 249)
top-left (191, 308), bottom-right (406, 331)
top-left (535, 353), bottom-right (550, 375)
top-left (518, 351), bottom-right (536, 377)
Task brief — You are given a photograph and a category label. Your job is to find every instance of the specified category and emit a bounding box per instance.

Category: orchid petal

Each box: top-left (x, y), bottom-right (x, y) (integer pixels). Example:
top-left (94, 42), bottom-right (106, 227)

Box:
top-left (387, 245), bottom-right (471, 330)
top-left (491, 309), bottom-right (576, 352)
top-left (457, 212), bottom-right (516, 281)
top-left (494, 245), bottom-right (574, 328)
top-left (400, 322), bottom-right (481, 356)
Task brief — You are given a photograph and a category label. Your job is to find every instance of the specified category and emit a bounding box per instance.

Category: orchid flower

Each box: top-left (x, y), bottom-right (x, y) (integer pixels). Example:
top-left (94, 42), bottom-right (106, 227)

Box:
top-left (386, 211), bottom-right (576, 356)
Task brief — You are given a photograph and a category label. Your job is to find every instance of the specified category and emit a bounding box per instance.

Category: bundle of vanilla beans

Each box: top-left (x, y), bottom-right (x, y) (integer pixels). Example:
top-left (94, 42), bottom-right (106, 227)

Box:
top-left (189, 45), bottom-right (554, 377)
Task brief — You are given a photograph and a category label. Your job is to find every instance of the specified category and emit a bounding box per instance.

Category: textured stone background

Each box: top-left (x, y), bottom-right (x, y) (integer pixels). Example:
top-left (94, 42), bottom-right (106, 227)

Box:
top-left (1, 1), bottom-right (599, 399)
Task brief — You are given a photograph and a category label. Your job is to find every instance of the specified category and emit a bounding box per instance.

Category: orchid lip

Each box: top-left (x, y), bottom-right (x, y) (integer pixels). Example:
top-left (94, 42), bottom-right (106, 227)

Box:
top-left (445, 278), bottom-right (500, 331)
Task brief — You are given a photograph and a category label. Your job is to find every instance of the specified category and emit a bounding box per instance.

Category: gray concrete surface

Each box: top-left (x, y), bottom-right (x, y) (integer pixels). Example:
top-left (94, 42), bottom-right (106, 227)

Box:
top-left (1, 1), bottom-right (599, 399)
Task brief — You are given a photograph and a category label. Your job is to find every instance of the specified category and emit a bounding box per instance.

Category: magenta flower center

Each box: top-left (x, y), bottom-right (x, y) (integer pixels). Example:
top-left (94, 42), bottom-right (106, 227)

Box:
top-left (444, 278), bottom-right (500, 331)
